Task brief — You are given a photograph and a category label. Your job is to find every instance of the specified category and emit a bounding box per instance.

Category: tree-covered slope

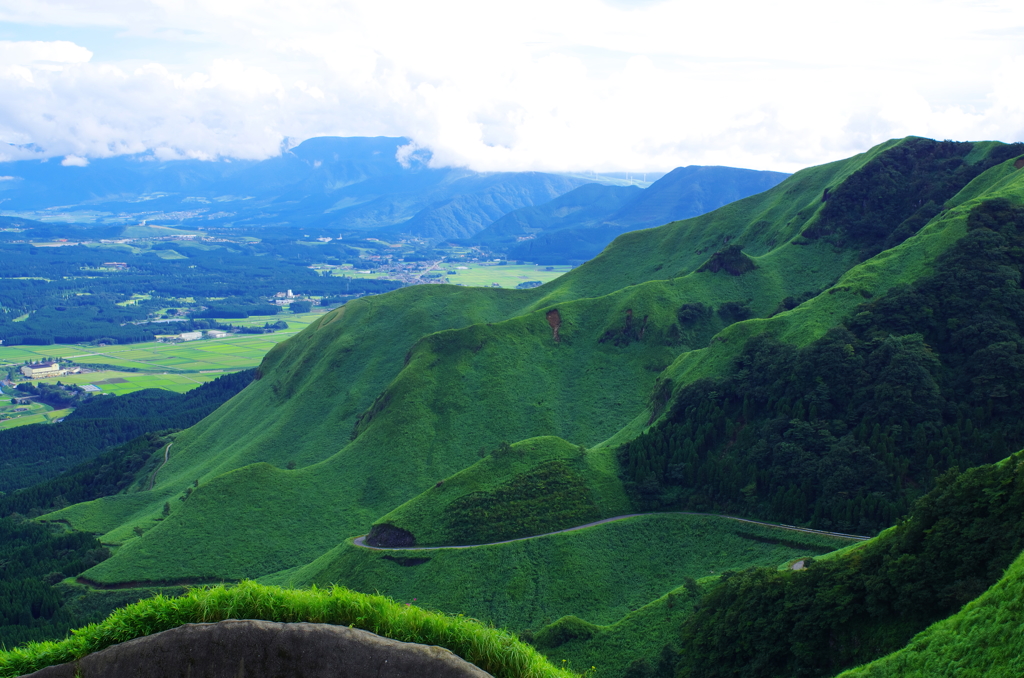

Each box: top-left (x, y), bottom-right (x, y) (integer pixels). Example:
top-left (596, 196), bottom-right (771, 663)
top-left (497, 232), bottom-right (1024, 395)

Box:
top-left (533, 448), bottom-right (1024, 678)
top-left (0, 370), bottom-right (253, 495)
top-left (836, 553), bottom-right (1024, 678)
top-left (617, 187), bottom-right (1024, 535)
top-left (667, 448), bottom-right (1024, 678)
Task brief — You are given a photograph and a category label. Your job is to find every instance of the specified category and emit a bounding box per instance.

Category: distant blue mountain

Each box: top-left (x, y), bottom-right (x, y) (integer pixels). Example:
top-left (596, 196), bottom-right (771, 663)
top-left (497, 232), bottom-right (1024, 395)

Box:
top-left (470, 183), bottom-right (642, 245)
top-left (0, 137), bottom-right (594, 241)
top-left (487, 165), bottom-right (790, 263)
top-left (0, 139), bottom-right (787, 251)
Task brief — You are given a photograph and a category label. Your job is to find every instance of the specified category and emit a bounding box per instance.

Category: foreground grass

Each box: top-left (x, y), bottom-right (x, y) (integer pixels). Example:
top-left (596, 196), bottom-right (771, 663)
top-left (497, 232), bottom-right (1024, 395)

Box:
top-left (0, 581), bottom-right (576, 678)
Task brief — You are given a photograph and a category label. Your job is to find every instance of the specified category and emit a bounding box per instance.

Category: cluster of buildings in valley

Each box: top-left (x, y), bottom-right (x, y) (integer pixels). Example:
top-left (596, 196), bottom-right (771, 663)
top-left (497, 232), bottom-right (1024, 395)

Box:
top-left (167, 329), bottom-right (230, 342)
top-left (271, 290), bottom-right (318, 306)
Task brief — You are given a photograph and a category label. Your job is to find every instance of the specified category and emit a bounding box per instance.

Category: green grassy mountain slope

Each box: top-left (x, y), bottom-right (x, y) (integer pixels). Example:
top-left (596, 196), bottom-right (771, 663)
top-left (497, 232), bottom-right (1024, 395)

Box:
top-left (367, 436), bottom-right (629, 547)
top-left (273, 513), bottom-right (848, 633)
top-left (616, 176), bottom-right (1024, 535)
top-left (7, 137), bottom-right (1024, 678)
top-left (540, 447), bottom-right (1024, 678)
top-left (34, 138), bottom-right (1023, 607)
top-left (64, 239), bottom-right (855, 583)
top-left (836, 552), bottom-right (1024, 678)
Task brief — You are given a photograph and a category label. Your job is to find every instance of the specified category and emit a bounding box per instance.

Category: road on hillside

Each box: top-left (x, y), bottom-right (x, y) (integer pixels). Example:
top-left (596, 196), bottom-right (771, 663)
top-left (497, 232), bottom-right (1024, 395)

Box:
top-left (147, 442), bottom-right (173, 490)
top-left (352, 512), bottom-right (872, 551)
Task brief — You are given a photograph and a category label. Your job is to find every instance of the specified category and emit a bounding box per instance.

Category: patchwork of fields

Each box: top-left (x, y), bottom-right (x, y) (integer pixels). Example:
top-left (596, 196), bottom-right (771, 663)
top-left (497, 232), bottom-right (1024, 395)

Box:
top-left (333, 264), bottom-right (571, 288)
top-left (0, 311), bottom-right (325, 369)
top-left (447, 265), bottom-right (572, 288)
top-left (0, 385), bottom-right (72, 430)
top-left (0, 312), bottom-right (329, 428)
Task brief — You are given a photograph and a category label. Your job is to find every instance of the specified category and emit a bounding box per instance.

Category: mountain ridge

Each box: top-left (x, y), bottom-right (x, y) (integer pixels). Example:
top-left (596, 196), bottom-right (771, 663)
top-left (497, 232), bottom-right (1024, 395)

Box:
top-left (473, 164), bottom-right (789, 263)
top-left (12, 135), bottom-right (1024, 678)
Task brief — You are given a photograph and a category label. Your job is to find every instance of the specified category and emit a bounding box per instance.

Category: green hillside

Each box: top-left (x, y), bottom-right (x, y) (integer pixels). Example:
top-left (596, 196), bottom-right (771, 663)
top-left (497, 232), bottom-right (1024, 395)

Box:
top-left (13, 136), bottom-right (1024, 678)
top-left (543, 448), bottom-right (1024, 678)
top-left (836, 552), bottom-right (1024, 678)
top-left (48, 139), bottom-right (918, 584)
top-left (368, 436), bottom-right (629, 547)
top-left (44, 138), bottom-right (1024, 584)
top-left (617, 181), bottom-right (1024, 534)
top-left (274, 513), bottom-right (849, 633)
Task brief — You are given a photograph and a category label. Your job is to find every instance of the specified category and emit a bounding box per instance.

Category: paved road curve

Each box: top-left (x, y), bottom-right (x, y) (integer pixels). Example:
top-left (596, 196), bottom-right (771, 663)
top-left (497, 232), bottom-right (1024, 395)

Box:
top-left (353, 512), bottom-right (872, 551)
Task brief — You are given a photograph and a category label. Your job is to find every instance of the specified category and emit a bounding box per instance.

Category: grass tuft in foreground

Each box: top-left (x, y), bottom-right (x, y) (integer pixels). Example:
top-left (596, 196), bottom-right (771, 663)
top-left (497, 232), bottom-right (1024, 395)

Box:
top-left (0, 581), bottom-right (576, 678)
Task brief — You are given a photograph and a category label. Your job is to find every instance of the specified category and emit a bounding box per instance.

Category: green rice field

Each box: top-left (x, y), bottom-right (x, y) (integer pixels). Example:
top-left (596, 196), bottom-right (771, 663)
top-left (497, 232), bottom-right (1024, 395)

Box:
top-left (446, 264), bottom-right (572, 288)
top-left (0, 312), bottom-right (327, 372)
top-left (332, 264), bottom-right (570, 288)
top-left (0, 407), bottom-right (73, 430)
top-left (0, 311), bottom-right (332, 428)
top-left (34, 371), bottom-right (226, 395)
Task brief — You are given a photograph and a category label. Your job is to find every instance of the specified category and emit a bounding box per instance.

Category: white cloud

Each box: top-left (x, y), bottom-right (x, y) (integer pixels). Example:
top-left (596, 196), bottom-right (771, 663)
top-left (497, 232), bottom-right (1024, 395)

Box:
top-left (0, 175), bottom-right (17, 180)
top-left (61, 155), bottom-right (89, 166)
top-left (0, 40), bottom-right (92, 67)
top-left (0, 1), bottom-right (1022, 172)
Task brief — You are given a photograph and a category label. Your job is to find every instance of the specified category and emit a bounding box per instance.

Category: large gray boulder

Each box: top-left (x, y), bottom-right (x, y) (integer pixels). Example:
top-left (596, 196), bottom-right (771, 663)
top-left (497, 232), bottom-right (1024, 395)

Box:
top-left (24, 619), bottom-right (495, 678)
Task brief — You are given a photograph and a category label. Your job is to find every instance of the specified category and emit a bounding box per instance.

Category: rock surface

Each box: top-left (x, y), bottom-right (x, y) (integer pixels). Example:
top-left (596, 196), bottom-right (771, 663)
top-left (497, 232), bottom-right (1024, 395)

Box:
top-left (366, 523), bottom-right (417, 548)
top-left (23, 619), bottom-right (494, 678)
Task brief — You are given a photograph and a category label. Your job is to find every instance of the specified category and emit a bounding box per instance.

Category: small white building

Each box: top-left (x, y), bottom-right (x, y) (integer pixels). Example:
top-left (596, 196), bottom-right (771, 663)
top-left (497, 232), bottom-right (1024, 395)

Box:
top-left (178, 331), bottom-right (203, 341)
top-left (206, 330), bottom-right (229, 339)
top-left (21, 361), bottom-right (61, 378)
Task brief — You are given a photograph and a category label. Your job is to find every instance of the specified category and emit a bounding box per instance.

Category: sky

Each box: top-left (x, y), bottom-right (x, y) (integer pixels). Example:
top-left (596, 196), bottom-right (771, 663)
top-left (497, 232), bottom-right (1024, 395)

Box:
top-left (0, 0), bottom-right (1023, 173)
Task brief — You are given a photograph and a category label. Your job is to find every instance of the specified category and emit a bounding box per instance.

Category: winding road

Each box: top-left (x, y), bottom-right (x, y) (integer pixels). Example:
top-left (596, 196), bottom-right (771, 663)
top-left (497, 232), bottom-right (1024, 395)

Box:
top-left (147, 442), bottom-right (173, 490)
top-left (353, 512), bottom-right (872, 551)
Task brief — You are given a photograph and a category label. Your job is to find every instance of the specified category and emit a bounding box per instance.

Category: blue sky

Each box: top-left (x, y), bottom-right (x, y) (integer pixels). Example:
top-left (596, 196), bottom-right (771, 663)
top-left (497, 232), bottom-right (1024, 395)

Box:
top-left (0, 0), bottom-right (1022, 173)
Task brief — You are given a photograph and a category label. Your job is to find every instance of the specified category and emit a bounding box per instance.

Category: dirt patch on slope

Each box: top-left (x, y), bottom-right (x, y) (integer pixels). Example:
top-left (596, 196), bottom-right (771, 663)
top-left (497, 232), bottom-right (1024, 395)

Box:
top-left (546, 309), bottom-right (562, 343)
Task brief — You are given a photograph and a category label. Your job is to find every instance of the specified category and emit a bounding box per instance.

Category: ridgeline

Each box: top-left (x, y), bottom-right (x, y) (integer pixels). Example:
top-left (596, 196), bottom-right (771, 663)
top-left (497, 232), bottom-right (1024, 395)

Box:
top-left (5, 137), bottom-right (1024, 677)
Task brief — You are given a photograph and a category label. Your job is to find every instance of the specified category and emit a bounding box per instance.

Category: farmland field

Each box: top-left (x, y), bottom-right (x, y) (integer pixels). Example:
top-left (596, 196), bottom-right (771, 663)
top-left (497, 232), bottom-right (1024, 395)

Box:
top-left (0, 312), bottom-right (327, 373)
top-left (330, 264), bottom-right (570, 288)
top-left (32, 371), bottom-right (226, 395)
top-left (0, 383), bottom-right (73, 429)
top-left (0, 311), bottom-right (331, 428)
top-left (445, 264), bottom-right (572, 288)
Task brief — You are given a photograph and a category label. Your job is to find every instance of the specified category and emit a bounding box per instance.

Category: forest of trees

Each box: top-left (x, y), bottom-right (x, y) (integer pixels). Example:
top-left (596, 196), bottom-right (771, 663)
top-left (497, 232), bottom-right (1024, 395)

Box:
top-left (619, 198), bottom-right (1024, 535)
top-left (0, 370), bottom-right (253, 494)
top-left (807, 138), bottom-right (1024, 257)
top-left (0, 513), bottom-right (111, 647)
top-left (0, 240), bottom-right (401, 345)
top-left (0, 431), bottom-right (183, 647)
top-left (0, 370), bottom-right (256, 646)
top-left (667, 449), bottom-right (1024, 678)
